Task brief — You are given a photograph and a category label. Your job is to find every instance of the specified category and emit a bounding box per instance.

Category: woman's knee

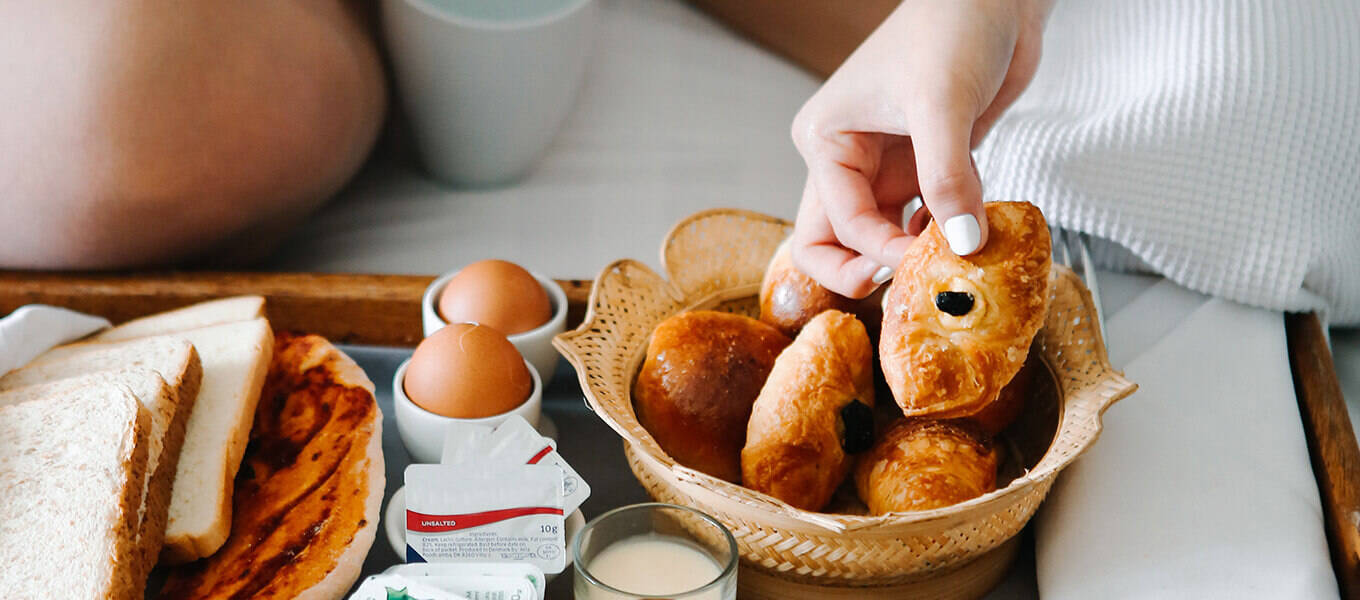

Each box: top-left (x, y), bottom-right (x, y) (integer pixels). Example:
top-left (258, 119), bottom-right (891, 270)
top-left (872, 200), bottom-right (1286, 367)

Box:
top-left (0, 2), bottom-right (387, 269)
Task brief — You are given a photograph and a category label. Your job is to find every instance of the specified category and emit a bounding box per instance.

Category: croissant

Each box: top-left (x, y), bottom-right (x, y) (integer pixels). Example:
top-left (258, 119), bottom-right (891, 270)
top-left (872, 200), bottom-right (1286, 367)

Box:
top-left (742, 310), bottom-right (875, 511)
top-left (879, 201), bottom-right (1051, 418)
top-left (854, 419), bottom-right (999, 514)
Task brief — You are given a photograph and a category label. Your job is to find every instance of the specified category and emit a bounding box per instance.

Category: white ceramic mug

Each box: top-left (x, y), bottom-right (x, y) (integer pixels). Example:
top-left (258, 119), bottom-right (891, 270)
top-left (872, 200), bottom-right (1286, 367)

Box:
top-left (381, 0), bottom-right (599, 186)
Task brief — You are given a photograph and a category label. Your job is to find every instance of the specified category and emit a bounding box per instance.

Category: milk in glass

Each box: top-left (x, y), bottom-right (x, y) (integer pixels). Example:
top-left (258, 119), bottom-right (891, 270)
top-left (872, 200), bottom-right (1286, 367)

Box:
top-left (580, 534), bottom-right (730, 599)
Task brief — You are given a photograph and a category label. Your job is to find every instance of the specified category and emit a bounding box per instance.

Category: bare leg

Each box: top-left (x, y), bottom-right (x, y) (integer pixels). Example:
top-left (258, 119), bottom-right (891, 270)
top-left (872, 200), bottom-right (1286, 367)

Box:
top-left (0, 1), bottom-right (386, 269)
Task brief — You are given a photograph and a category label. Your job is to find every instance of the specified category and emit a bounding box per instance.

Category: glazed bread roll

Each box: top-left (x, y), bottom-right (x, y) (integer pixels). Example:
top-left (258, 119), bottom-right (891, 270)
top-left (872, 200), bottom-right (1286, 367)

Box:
top-left (760, 239), bottom-right (885, 341)
top-left (634, 311), bottom-right (791, 482)
top-left (759, 239), bottom-right (859, 337)
top-left (854, 419), bottom-right (999, 514)
top-left (880, 201), bottom-right (1051, 418)
top-left (742, 310), bottom-right (875, 511)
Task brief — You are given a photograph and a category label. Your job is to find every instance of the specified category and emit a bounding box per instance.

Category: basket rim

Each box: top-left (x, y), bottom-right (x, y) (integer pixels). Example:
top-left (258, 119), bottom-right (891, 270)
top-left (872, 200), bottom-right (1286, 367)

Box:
top-left (553, 208), bottom-right (1138, 535)
top-left (660, 207), bottom-right (793, 283)
top-left (553, 257), bottom-right (682, 445)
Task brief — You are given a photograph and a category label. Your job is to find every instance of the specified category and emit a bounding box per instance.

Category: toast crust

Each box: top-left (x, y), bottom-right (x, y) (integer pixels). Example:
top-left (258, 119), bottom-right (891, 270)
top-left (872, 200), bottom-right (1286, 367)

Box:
top-left (92, 296), bottom-right (265, 343)
top-left (138, 349), bottom-right (202, 580)
top-left (119, 397), bottom-right (154, 599)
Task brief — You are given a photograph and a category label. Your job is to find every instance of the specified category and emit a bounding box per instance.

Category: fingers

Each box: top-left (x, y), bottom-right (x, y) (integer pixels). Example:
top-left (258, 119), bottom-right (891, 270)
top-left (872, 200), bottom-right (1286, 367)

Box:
top-left (803, 136), bottom-right (914, 270)
top-left (905, 200), bottom-right (932, 236)
top-left (908, 106), bottom-right (989, 255)
top-left (795, 241), bottom-right (892, 300)
top-left (791, 181), bottom-right (905, 299)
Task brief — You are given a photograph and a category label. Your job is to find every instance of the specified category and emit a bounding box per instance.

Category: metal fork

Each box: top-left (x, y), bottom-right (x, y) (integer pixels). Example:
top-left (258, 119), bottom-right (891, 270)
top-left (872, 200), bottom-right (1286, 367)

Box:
top-left (1052, 227), bottom-right (1108, 341)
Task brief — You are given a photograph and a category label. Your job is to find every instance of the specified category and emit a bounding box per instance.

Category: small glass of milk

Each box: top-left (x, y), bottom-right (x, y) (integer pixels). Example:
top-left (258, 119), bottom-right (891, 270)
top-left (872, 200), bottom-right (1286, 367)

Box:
top-left (573, 503), bottom-right (737, 599)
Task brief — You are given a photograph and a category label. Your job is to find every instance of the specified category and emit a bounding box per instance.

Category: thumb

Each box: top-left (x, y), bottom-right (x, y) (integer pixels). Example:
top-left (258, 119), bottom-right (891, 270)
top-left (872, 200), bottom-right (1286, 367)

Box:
top-left (909, 108), bottom-right (988, 255)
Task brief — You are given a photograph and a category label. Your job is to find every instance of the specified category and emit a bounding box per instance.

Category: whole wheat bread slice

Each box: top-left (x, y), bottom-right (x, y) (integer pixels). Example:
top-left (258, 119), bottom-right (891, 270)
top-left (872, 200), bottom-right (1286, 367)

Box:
top-left (92, 296), bottom-right (265, 343)
top-left (34, 318), bottom-right (272, 564)
top-left (0, 382), bottom-right (150, 599)
top-left (0, 342), bottom-right (201, 586)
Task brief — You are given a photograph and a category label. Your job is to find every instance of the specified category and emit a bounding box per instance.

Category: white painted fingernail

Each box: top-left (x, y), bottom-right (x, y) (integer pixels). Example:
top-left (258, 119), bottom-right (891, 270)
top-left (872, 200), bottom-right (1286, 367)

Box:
top-left (871, 265), bottom-right (893, 284)
top-left (943, 214), bottom-right (982, 255)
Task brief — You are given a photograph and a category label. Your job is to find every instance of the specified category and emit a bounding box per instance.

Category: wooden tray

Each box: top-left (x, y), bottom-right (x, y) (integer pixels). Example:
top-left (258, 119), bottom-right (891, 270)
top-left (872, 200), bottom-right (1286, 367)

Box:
top-left (0, 271), bottom-right (591, 347)
top-left (1285, 313), bottom-right (1360, 597)
top-left (1, 270), bottom-right (1355, 594)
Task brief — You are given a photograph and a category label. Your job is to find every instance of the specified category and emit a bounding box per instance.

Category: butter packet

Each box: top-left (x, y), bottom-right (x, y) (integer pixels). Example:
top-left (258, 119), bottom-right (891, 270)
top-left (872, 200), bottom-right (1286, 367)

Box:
top-left (437, 421), bottom-right (494, 466)
top-left (440, 416), bottom-right (591, 516)
top-left (405, 463), bottom-right (566, 574)
top-left (349, 572), bottom-right (537, 600)
top-left (385, 562), bottom-right (545, 600)
top-left (485, 416), bottom-right (591, 516)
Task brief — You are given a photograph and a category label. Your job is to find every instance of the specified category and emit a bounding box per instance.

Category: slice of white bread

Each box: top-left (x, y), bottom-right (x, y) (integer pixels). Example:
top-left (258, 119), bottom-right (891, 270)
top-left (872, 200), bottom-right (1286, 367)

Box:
top-left (92, 296), bottom-right (265, 343)
top-left (158, 334), bottom-right (383, 599)
top-left (0, 340), bottom-right (202, 584)
top-left (36, 318), bottom-right (273, 564)
top-left (0, 381), bottom-right (150, 599)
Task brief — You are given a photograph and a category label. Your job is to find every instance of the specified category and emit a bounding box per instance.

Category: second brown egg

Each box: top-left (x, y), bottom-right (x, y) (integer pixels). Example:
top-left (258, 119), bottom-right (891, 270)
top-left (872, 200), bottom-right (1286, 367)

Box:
top-left (438, 259), bottom-right (552, 335)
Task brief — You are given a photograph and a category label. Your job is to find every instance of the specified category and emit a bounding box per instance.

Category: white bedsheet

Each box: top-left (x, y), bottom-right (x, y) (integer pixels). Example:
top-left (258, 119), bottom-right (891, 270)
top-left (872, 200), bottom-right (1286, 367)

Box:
top-left (1038, 281), bottom-right (1337, 599)
top-left (976, 0), bottom-right (1360, 324)
top-left (269, 0), bottom-right (1358, 597)
top-left (269, 0), bottom-right (815, 278)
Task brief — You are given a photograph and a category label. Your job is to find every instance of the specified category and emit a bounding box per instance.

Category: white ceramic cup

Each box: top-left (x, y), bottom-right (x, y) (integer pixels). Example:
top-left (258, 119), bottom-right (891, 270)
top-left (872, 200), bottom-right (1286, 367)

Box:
top-left (393, 357), bottom-right (543, 464)
top-left (422, 268), bottom-right (568, 384)
top-left (381, 0), bottom-right (599, 186)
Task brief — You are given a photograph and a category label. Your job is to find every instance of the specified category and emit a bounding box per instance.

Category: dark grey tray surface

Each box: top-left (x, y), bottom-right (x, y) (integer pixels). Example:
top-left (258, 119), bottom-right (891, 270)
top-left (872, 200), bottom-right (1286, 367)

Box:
top-left (348, 346), bottom-right (650, 598)
top-left (344, 346), bottom-right (1035, 599)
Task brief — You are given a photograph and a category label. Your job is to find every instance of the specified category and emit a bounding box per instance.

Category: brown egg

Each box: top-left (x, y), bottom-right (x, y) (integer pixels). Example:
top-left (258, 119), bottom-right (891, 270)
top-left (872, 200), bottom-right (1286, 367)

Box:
top-left (404, 323), bottom-right (533, 418)
top-left (438, 260), bottom-right (552, 335)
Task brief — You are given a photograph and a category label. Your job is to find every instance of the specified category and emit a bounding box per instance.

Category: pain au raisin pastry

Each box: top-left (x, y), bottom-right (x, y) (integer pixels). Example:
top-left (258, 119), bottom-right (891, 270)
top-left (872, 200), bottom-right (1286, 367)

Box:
top-left (634, 311), bottom-right (791, 483)
top-left (880, 201), bottom-right (1051, 419)
top-left (854, 419), bottom-right (999, 514)
top-left (742, 310), bottom-right (875, 511)
top-left (760, 239), bottom-right (884, 340)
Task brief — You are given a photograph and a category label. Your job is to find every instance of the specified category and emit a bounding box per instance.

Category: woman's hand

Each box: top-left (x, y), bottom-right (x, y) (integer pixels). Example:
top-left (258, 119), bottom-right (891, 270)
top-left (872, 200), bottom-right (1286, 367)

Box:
top-left (790, 0), bottom-right (1052, 298)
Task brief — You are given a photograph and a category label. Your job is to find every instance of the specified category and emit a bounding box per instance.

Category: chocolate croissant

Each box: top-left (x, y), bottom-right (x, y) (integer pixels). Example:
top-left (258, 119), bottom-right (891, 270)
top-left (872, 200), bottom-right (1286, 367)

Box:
top-left (742, 310), bottom-right (875, 511)
top-left (634, 311), bottom-right (791, 482)
top-left (854, 419), bottom-right (999, 514)
top-left (879, 201), bottom-right (1051, 419)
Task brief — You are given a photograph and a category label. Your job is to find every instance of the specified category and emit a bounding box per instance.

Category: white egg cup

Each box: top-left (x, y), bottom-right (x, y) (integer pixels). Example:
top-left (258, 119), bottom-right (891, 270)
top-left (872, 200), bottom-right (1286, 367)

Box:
top-left (393, 357), bottom-right (543, 464)
top-left (422, 268), bottom-right (568, 384)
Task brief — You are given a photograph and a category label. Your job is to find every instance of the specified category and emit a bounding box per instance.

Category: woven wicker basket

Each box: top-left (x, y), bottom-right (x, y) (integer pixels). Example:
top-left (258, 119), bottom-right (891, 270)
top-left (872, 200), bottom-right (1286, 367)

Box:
top-left (554, 208), bottom-right (1137, 599)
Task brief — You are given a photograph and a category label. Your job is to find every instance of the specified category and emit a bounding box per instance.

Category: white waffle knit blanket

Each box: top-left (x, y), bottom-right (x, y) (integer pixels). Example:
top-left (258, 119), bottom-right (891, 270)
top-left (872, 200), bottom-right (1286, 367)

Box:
top-left (976, 0), bottom-right (1360, 325)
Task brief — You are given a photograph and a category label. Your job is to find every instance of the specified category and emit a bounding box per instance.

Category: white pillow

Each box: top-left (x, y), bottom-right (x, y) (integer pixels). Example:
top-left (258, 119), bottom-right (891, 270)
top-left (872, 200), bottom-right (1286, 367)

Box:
top-left (1036, 281), bottom-right (1337, 598)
